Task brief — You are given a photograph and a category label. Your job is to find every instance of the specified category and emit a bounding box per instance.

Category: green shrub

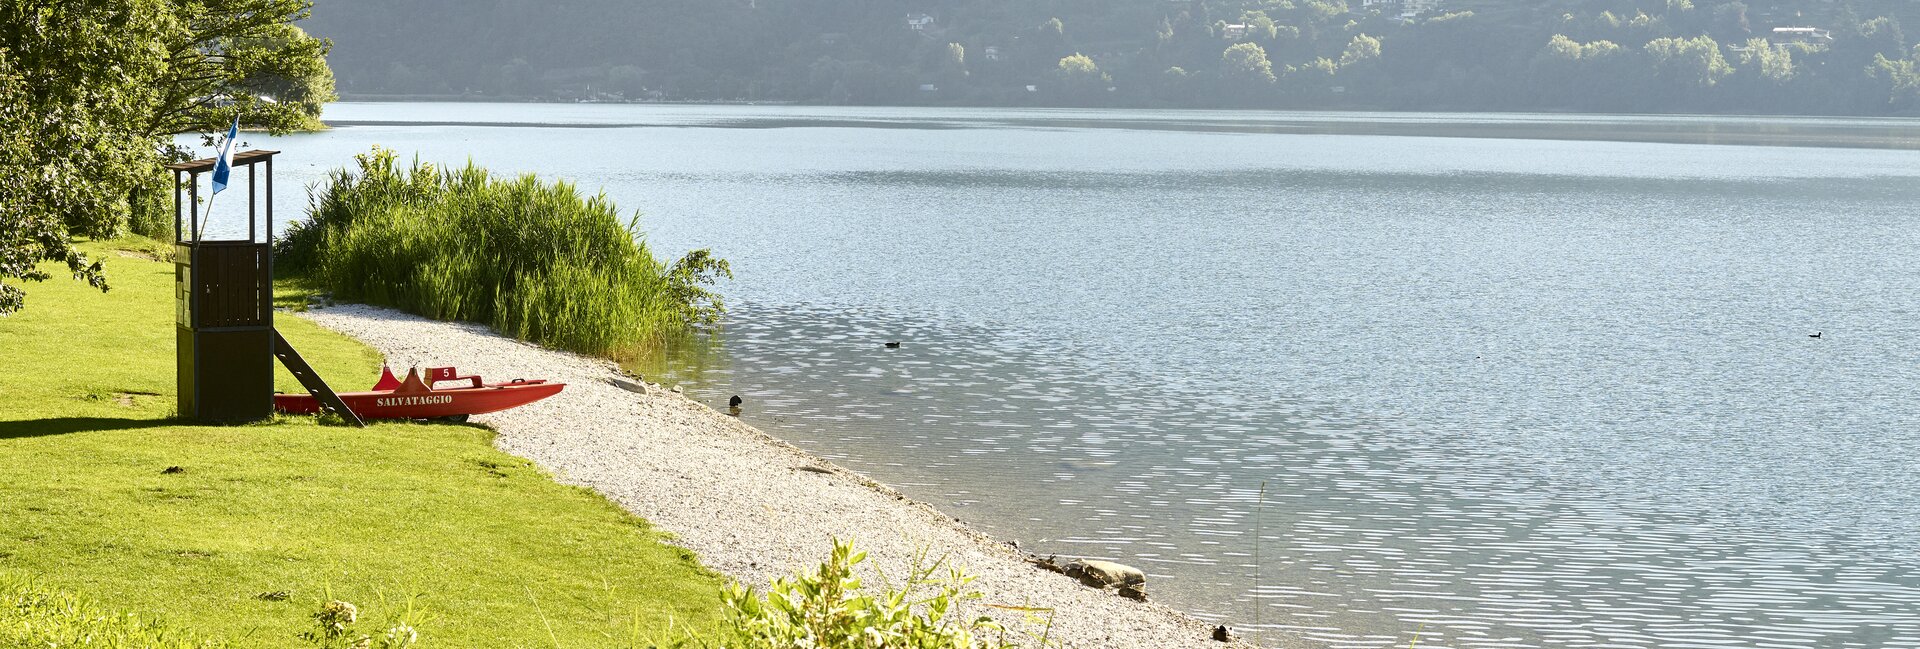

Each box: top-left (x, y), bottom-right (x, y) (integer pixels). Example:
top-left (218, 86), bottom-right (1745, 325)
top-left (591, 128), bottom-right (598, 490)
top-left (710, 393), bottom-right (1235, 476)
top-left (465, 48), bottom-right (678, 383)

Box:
top-left (279, 147), bottom-right (729, 358)
top-left (126, 165), bottom-right (176, 241)
top-left (0, 577), bottom-right (222, 648)
top-left (656, 539), bottom-right (1046, 649)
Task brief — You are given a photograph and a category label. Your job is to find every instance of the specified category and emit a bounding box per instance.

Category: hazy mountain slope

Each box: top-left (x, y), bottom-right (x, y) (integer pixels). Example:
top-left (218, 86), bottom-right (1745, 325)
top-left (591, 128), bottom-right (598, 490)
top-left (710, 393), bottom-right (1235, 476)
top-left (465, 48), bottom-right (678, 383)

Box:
top-left (303, 0), bottom-right (1920, 114)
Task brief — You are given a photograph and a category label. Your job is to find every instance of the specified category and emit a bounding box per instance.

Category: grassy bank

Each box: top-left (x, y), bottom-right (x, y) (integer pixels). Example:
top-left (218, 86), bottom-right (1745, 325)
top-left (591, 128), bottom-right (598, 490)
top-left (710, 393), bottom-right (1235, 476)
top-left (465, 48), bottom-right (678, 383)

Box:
top-left (278, 148), bottom-right (729, 360)
top-left (0, 239), bottom-right (728, 646)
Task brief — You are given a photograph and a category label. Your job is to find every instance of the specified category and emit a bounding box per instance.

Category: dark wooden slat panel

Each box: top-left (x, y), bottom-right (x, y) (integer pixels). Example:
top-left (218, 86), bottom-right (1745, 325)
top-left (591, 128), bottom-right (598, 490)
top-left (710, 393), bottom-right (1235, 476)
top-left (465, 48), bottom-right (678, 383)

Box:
top-left (188, 243), bottom-right (270, 328)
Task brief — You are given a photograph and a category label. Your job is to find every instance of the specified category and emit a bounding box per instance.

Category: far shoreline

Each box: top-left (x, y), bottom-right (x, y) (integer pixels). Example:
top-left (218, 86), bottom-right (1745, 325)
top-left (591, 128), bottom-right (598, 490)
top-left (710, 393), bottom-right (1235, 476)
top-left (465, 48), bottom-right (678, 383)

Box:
top-left (319, 100), bottom-right (1920, 151)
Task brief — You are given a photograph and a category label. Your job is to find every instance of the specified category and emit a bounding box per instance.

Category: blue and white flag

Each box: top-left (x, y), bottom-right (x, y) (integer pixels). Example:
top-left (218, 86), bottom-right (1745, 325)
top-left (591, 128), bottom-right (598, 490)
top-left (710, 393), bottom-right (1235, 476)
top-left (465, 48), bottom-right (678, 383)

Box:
top-left (211, 116), bottom-right (239, 194)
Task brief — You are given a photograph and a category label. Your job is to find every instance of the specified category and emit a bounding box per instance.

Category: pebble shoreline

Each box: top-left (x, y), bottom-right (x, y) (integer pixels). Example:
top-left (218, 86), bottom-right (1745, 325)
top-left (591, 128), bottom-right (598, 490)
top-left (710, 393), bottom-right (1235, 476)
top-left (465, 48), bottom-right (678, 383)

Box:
top-left (300, 304), bottom-right (1289, 649)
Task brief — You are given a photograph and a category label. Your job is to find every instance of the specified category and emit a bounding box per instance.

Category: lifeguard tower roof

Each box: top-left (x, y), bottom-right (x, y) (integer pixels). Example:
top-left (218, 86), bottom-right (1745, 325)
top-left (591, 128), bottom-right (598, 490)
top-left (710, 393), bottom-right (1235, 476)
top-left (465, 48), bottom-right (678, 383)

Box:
top-left (166, 149), bottom-right (279, 172)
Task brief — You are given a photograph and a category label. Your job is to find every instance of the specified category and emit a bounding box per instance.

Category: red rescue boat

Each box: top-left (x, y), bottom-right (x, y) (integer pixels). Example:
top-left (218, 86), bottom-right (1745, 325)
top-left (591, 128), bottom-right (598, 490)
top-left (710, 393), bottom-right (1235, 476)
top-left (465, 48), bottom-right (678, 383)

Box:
top-left (274, 366), bottom-right (565, 422)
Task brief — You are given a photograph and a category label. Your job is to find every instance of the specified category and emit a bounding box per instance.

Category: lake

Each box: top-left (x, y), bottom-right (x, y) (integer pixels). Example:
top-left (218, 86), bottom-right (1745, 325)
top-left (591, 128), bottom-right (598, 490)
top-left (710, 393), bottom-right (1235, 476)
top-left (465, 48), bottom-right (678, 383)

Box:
top-left (225, 104), bottom-right (1920, 648)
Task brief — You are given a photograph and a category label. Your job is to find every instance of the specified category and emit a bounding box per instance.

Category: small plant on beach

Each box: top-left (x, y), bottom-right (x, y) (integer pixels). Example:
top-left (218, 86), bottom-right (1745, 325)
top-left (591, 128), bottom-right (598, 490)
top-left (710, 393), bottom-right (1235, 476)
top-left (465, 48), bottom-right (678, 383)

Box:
top-left (653, 538), bottom-right (1033, 649)
top-left (278, 147), bottom-right (730, 358)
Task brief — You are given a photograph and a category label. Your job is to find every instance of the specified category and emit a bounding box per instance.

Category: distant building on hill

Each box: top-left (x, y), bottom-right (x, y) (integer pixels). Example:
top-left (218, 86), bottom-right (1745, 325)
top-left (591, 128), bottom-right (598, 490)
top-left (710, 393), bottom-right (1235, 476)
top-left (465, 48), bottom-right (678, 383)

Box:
top-left (906, 13), bottom-right (935, 32)
top-left (1405, 0), bottom-right (1444, 18)
top-left (1220, 23), bottom-right (1248, 39)
top-left (1362, 0), bottom-right (1443, 20)
top-left (982, 46), bottom-right (1003, 62)
top-left (1770, 27), bottom-right (1833, 43)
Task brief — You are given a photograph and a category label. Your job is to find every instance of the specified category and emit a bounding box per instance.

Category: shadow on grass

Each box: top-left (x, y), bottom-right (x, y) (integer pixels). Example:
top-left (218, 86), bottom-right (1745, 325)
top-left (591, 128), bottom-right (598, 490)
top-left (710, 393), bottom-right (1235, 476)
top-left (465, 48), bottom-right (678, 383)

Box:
top-left (0, 417), bottom-right (179, 439)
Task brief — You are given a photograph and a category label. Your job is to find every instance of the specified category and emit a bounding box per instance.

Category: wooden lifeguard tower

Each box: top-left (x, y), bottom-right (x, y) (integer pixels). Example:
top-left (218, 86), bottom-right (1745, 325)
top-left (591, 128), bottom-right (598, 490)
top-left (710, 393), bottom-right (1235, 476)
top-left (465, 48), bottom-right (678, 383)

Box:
top-left (167, 149), bottom-right (361, 425)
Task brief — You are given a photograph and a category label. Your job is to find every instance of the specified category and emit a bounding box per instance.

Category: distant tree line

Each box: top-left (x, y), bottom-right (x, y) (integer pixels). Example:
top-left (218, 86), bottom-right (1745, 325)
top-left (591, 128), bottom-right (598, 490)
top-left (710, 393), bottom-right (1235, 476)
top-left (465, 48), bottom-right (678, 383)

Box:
top-left (305, 0), bottom-right (1920, 114)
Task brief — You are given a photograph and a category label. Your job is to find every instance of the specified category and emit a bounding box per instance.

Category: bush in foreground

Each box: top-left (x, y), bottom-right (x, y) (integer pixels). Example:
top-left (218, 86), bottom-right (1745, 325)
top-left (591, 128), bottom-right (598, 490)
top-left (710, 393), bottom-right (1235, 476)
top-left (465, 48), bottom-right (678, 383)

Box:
top-left (279, 147), bottom-right (729, 358)
top-left (0, 578), bottom-right (219, 648)
top-left (656, 539), bottom-right (1052, 649)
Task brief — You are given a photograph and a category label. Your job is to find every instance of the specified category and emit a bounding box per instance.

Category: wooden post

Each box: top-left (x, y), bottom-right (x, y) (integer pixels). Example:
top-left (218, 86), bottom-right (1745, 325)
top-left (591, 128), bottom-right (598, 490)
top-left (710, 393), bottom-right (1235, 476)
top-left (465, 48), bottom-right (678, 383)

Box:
top-left (266, 156), bottom-right (274, 243)
top-left (266, 156), bottom-right (274, 301)
top-left (188, 172), bottom-right (200, 243)
top-left (172, 169), bottom-right (182, 243)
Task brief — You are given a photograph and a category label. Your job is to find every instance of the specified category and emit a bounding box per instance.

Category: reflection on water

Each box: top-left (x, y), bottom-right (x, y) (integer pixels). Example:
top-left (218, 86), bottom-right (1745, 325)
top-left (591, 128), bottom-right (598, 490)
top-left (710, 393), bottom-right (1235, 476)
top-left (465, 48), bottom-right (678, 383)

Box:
top-left (643, 302), bottom-right (1920, 649)
top-left (224, 104), bottom-right (1920, 648)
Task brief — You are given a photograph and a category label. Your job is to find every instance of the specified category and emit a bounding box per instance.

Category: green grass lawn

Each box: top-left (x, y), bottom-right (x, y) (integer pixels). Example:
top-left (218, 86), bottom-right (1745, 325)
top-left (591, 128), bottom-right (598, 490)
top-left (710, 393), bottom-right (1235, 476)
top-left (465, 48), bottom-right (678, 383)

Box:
top-left (0, 240), bottom-right (728, 647)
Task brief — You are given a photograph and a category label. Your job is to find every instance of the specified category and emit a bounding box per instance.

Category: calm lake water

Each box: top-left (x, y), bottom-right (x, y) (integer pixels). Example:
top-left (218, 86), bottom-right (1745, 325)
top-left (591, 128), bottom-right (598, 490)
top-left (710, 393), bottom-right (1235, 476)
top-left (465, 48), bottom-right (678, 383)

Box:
top-left (224, 104), bottom-right (1920, 648)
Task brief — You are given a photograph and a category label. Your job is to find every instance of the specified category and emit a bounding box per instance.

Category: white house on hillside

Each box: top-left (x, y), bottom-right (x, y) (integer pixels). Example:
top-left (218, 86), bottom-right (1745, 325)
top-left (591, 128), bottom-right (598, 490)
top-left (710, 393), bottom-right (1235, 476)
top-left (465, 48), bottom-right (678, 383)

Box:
top-left (1363, 0), bottom-right (1443, 19)
top-left (1771, 27), bottom-right (1833, 43)
top-left (906, 13), bottom-right (935, 32)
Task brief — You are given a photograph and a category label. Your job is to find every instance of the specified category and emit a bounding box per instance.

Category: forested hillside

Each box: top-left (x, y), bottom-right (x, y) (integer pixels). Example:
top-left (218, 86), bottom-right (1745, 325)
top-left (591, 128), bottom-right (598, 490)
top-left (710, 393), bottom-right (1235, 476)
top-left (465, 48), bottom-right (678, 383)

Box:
top-left (304, 0), bottom-right (1920, 114)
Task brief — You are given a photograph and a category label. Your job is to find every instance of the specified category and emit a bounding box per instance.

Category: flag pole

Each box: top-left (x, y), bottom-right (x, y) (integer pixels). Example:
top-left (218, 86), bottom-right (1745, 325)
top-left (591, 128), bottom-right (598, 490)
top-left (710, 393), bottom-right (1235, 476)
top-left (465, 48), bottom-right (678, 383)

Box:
top-left (195, 190), bottom-right (218, 242)
top-left (195, 114), bottom-right (241, 241)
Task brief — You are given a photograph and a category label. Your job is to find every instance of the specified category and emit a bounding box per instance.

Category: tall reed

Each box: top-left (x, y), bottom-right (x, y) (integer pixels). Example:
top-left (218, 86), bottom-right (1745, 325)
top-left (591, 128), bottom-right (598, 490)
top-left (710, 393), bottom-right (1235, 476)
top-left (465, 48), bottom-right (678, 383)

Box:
top-left (279, 147), bottom-right (729, 358)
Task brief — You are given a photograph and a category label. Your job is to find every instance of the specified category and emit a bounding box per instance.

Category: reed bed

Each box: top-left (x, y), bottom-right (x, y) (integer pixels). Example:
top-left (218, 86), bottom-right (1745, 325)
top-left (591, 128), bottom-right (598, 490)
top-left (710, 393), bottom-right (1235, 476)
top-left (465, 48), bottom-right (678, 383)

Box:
top-left (279, 148), bottom-right (727, 358)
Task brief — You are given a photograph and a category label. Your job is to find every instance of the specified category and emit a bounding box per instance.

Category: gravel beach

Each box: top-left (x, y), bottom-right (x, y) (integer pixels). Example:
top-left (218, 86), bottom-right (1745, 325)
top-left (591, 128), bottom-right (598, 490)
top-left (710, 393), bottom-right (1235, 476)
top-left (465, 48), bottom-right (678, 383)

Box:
top-left (299, 304), bottom-right (1282, 649)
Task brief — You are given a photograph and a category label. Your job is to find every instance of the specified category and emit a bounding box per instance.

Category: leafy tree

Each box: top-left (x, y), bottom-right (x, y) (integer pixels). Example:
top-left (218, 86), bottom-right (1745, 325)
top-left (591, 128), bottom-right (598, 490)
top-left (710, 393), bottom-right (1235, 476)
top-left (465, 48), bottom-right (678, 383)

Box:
top-left (929, 42), bottom-right (967, 89)
top-left (1830, 15), bottom-right (1908, 106)
top-left (1860, 17), bottom-right (1907, 56)
top-left (0, 0), bottom-right (334, 316)
top-left (1032, 17), bottom-right (1071, 63)
top-left (1532, 34), bottom-right (1631, 108)
top-left (1289, 56), bottom-right (1340, 95)
top-left (1540, 33), bottom-right (1584, 62)
top-left (1243, 11), bottom-right (1280, 41)
top-left (146, 1), bottom-right (336, 139)
top-left (1735, 39), bottom-right (1795, 84)
top-left (1645, 35), bottom-right (1731, 89)
top-left (1154, 65), bottom-right (1196, 103)
top-left (1304, 0), bottom-right (1347, 23)
top-left (1340, 33), bottom-right (1382, 66)
top-left (0, 0), bottom-right (175, 315)
top-left (1711, 2), bottom-right (1750, 39)
top-left (1054, 53), bottom-right (1109, 100)
top-left (1223, 42), bottom-right (1276, 84)
top-left (1058, 54), bottom-right (1101, 79)
top-left (1870, 52), bottom-right (1920, 109)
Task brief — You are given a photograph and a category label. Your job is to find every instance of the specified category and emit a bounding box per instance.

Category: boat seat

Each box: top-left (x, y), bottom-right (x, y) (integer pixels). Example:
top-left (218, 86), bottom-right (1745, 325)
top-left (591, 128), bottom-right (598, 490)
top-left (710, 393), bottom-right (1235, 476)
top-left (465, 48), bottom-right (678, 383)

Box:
top-left (426, 366), bottom-right (484, 389)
